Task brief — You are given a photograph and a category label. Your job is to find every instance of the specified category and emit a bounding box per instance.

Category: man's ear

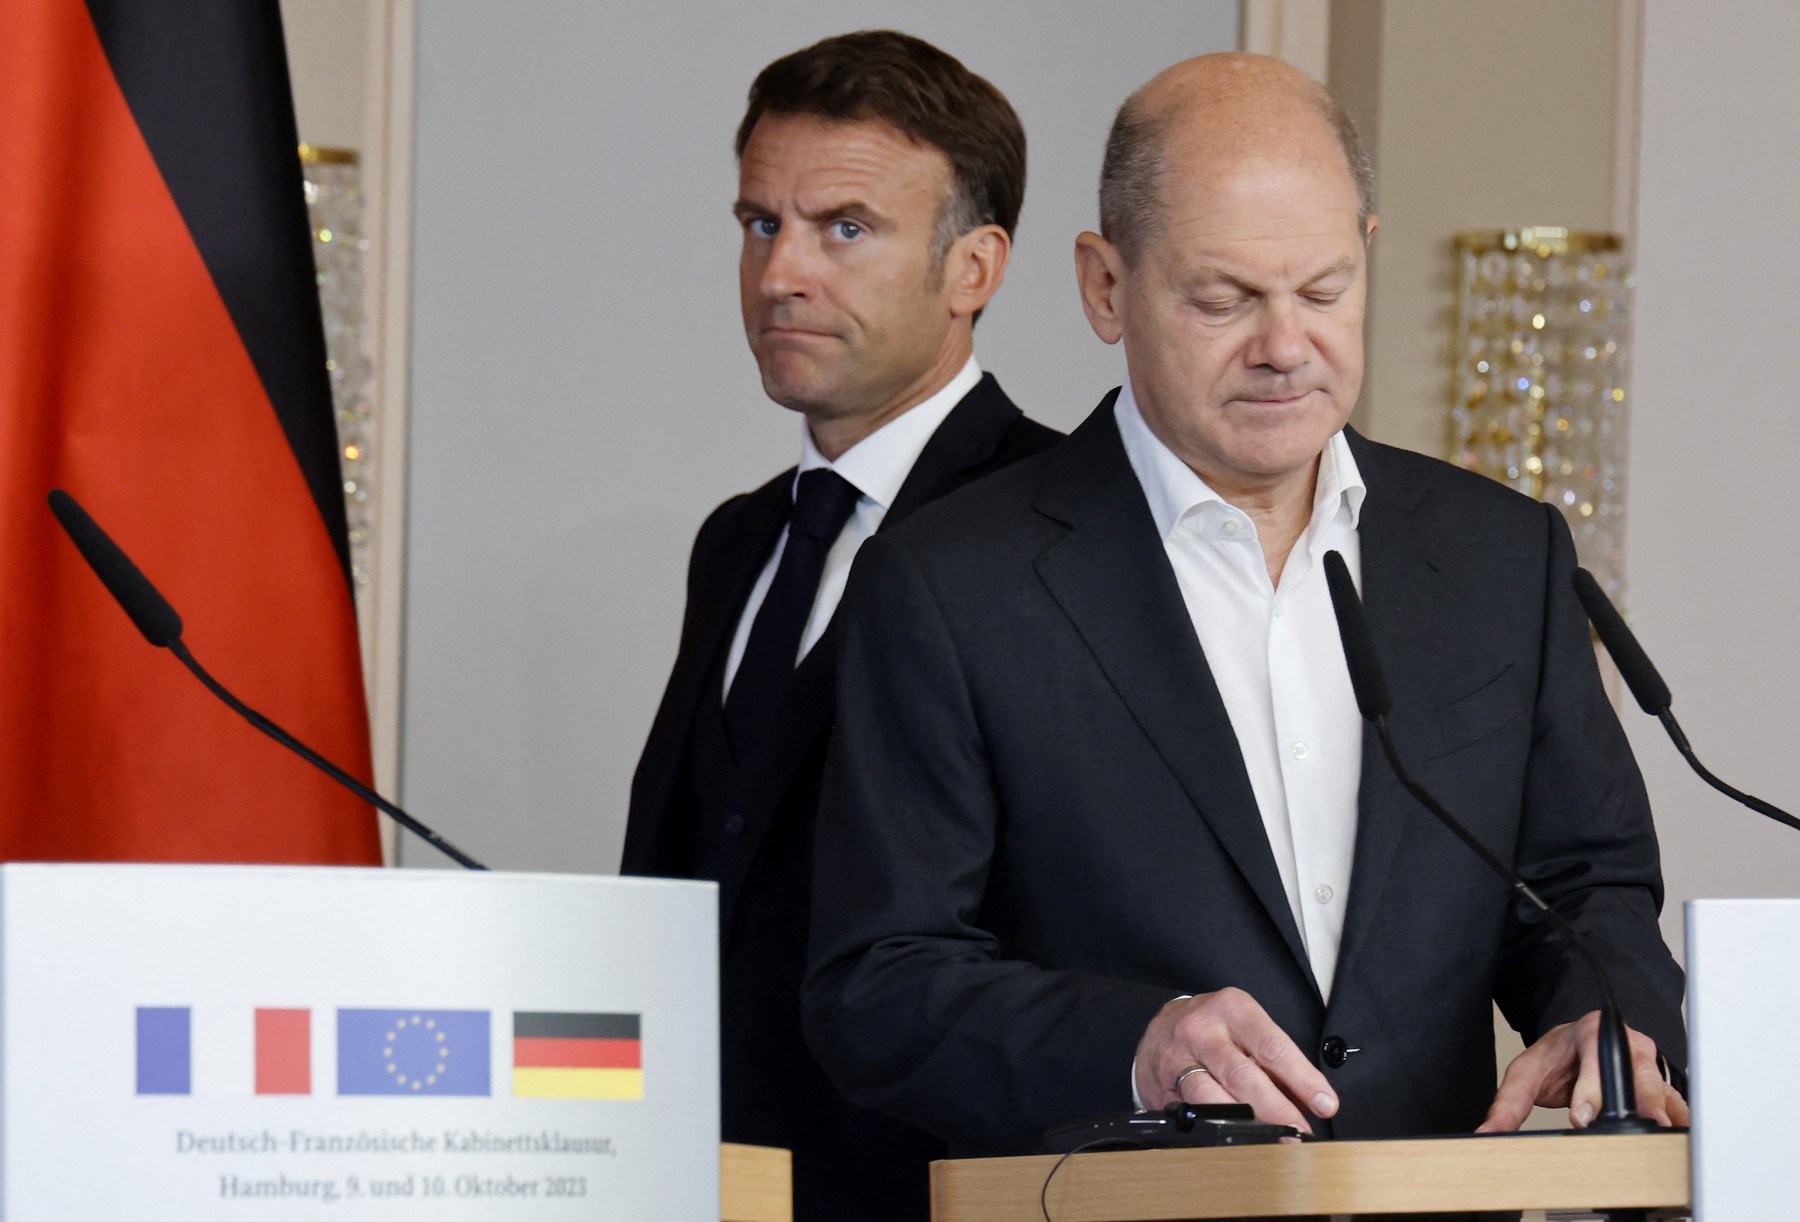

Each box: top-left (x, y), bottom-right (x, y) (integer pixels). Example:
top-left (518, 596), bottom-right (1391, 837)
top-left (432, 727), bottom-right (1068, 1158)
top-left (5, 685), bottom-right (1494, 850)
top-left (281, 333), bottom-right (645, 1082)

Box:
top-left (1075, 231), bottom-right (1126, 345)
top-left (945, 224), bottom-right (1011, 319)
top-left (1364, 213), bottom-right (1380, 248)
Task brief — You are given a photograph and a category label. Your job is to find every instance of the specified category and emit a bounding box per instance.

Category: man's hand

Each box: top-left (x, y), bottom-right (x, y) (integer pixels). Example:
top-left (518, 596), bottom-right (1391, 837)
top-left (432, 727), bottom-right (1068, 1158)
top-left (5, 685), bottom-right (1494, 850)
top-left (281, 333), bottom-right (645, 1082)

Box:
top-left (1133, 989), bottom-right (1338, 1134)
top-left (1478, 1009), bottom-right (1689, 1132)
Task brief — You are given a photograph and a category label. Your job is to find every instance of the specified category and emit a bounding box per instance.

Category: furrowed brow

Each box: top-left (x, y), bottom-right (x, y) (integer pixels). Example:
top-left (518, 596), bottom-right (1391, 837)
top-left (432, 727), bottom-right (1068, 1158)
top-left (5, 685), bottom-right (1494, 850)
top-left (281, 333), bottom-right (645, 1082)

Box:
top-left (1304, 257), bottom-right (1359, 285)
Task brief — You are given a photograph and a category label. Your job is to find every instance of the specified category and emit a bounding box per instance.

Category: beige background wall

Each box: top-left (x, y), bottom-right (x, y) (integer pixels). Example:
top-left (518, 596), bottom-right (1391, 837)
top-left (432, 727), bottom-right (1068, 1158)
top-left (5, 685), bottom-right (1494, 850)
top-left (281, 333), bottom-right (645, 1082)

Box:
top-left (1330, 0), bottom-right (1626, 457)
top-left (1629, 4), bottom-right (1800, 944)
top-left (282, 0), bottom-right (369, 149)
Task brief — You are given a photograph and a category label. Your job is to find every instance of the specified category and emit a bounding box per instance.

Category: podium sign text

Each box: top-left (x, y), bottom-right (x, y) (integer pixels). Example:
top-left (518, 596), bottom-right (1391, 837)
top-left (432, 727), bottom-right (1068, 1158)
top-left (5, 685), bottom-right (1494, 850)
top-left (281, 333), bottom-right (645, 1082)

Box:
top-left (0, 864), bottom-right (717, 1219)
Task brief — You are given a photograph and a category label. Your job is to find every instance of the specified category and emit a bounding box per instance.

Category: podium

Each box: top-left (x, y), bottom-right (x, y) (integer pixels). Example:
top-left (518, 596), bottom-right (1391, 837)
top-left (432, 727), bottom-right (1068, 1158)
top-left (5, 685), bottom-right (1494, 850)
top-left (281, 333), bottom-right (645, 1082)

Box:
top-left (1687, 897), bottom-right (1800, 1220)
top-left (933, 1132), bottom-right (1689, 1219)
top-left (0, 862), bottom-right (730, 1219)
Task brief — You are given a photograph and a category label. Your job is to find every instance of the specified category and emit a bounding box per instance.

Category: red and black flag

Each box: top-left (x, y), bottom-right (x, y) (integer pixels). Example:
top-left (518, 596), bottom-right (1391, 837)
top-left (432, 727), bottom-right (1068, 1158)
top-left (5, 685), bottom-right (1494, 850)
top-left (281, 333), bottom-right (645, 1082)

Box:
top-left (0, 1), bottom-right (381, 862)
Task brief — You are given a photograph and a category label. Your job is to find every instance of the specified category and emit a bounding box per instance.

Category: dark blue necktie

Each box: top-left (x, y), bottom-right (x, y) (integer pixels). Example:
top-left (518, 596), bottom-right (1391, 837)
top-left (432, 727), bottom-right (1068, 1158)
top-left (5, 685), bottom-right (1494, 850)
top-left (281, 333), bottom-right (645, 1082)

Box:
top-left (723, 468), bottom-right (861, 755)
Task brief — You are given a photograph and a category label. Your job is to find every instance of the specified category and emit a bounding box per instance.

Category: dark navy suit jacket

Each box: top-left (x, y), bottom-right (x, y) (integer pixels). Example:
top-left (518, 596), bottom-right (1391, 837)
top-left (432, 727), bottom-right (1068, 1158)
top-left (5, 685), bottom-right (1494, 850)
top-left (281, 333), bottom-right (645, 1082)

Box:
top-left (621, 374), bottom-right (1061, 1219)
top-left (805, 393), bottom-right (1685, 1153)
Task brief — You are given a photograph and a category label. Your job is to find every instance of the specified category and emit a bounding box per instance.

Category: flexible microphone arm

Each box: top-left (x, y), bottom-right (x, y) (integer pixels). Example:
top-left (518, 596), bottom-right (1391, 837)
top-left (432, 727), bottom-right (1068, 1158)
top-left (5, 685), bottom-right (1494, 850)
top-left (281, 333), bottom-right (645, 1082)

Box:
top-left (1322, 550), bottom-right (1652, 1134)
top-left (1572, 567), bottom-right (1798, 833)
top-left (47, 489), bottom-right (488, 871)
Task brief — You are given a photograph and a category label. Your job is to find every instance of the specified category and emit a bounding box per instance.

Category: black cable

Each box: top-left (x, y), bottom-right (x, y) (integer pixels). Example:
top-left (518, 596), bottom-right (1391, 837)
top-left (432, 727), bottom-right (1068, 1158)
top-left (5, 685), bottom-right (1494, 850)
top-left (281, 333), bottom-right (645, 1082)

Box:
top-left (1039, 1137), bottom-right (1117, 1222)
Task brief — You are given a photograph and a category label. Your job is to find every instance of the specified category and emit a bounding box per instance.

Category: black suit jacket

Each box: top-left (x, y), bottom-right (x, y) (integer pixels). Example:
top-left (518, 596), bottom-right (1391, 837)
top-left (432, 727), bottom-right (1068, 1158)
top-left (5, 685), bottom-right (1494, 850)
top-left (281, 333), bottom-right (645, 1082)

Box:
top-left (620, 374), bottom-right (1060, 1219)
top-left (804, 393), bottom-right (1685, 1153)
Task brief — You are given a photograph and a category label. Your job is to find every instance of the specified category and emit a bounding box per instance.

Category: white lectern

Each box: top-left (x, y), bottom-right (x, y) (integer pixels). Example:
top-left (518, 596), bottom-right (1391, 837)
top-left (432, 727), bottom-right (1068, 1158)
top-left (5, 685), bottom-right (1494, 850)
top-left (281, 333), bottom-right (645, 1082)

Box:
top-left (0, 863), bottom-right (718, 1219)
top-left (1687, 897), bottom-right (1800, 1222)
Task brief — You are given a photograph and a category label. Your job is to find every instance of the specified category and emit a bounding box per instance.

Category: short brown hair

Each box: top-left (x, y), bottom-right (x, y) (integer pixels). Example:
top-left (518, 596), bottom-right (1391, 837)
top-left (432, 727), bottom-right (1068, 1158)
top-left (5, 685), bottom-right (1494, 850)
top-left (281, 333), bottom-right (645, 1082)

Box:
top-left (736, 30), bottom-right (1027, 263)
top-left (1099, 85), bottom-right (1374, 264)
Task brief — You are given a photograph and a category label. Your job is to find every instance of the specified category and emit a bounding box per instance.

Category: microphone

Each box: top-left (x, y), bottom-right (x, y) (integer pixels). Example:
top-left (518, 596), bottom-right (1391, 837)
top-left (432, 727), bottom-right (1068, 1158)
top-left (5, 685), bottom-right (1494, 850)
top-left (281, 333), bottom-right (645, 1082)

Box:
top-left (1322, 550), bottom-right (1653, 1135)
top-left (47, 489), bottom-right (488, 871)
top-left (48, 489), bottom-right (183, 647)
top-left (1572, 567), bottom-right (1798, 833)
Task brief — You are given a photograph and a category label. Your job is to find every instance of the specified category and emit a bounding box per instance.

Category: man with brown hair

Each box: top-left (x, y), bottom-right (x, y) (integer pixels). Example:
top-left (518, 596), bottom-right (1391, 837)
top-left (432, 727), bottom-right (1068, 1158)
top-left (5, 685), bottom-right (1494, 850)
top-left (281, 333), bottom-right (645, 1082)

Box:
top-left (620, 30), bottom-right (1057, 1219)
top-left (806, 52), bottom-right (1685, 1155)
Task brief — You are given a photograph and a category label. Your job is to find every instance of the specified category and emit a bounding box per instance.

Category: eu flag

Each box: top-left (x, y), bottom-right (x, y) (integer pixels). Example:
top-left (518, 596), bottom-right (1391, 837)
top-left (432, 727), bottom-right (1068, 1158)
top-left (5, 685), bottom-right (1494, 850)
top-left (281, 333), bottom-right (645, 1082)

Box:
top-left (337, 1010), bottom-right (490, 1096)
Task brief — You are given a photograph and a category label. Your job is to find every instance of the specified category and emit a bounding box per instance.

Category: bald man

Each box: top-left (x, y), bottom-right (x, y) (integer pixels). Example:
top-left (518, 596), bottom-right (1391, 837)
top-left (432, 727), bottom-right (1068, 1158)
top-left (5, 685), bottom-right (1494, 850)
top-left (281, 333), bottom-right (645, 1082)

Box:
top-left (802, 54), bottom-right (1686, 1153)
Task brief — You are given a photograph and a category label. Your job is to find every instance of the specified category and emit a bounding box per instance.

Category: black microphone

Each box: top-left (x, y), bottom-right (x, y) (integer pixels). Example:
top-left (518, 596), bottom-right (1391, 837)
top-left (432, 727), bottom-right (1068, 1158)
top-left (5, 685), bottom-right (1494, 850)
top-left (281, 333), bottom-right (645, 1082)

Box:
top-left (48, 490), bottom-right (184, 647)
top-left (47, 489), bottom-right (488, 871)
top-left (1322, 550), bottom-right (1653, 1135)
top-left (1573, 567), bottom-right (1798, 833)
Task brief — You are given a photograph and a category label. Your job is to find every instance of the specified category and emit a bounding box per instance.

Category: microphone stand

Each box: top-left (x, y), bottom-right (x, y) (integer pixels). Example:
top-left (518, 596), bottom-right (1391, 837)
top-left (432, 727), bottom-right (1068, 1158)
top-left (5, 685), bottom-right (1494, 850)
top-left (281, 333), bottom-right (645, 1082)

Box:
top-left (1368, 711), bottom-right (1651, 1134)
top-left (1324, 551), bottom-right (1654, 1135)
top-left (170, 640), bottom-right (487, 870)
top-left (1572, 568), bottom-right (1796, 832)
top-left (48, 488), bottom-right (487, 870)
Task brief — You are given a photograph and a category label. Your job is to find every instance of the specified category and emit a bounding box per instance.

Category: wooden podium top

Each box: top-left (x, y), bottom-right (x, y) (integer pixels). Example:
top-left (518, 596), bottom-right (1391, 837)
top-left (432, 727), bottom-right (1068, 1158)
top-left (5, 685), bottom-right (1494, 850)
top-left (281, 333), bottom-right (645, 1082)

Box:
top-left (933, 1130), bottom-right (1688, 1220)
top-left (722, 1142), bottom-right (792, 1222)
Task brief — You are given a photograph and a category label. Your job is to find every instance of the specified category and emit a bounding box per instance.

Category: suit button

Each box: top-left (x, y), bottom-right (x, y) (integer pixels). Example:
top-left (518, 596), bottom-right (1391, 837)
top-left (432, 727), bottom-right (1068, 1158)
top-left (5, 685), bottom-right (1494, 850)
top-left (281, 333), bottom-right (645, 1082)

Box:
top-left (723, 814), bottom-right (746, 835)
top-left (1321, 1035), bottom-right (1350, 1068)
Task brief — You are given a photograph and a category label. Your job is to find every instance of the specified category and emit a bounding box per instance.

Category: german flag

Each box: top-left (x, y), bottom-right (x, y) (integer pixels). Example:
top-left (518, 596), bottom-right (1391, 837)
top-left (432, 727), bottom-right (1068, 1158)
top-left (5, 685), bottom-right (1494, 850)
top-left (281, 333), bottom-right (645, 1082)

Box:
top-left (0, 1), bottom-right (379, 862)
top-left (512, 1012), bottom-right (643, 1100)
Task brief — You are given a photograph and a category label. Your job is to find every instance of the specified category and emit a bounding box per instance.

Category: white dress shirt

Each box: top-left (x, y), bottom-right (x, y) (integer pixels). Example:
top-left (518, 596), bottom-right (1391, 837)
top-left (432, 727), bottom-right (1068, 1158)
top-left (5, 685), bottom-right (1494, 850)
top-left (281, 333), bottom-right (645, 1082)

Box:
top-left (722, 355), bottom-right (984, 697)
top-left (1115, 379), bottom-right (1367, 1002)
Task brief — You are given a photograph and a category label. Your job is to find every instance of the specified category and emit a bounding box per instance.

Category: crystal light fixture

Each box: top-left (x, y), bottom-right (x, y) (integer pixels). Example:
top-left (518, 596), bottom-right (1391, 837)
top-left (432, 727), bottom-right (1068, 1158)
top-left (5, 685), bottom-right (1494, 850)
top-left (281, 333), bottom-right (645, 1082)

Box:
top-left (299, 144), bottom-right (374, 613)
top-left (1451, 228), bottom-right (1633, 599)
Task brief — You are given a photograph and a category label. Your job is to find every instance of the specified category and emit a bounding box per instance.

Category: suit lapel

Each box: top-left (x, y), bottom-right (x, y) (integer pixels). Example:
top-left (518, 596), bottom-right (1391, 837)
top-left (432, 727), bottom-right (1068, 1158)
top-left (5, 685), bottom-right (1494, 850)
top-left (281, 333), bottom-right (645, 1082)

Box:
top-left (625, 475), bottom-right (789, 868)
top-left (1332, 432), bottom-right (1443, 989)
top-left (883, 373), bottom-right (1021, 523)
top-left (1031, 398), bottom-right (1313, 981)
top-left (718, 376), bottom-right (1027, 921)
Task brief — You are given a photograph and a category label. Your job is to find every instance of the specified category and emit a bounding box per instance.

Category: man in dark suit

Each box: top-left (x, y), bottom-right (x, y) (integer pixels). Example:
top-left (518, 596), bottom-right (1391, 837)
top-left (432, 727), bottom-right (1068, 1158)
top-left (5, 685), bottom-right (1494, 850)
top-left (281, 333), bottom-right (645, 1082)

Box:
top-left (803, 52), bottom-right (1687, 1154)
top-left (619, 31), bottom-right (1059, 1221)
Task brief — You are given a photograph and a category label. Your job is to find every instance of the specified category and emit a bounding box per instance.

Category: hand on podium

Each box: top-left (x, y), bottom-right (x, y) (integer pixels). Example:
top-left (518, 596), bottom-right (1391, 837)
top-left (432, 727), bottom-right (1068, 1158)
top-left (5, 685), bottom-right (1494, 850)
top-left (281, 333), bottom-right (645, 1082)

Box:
top-left (1133, 989), bottom-right (1340, 1135)
top-left (1477, 1009), bottom-right (1689, 1132)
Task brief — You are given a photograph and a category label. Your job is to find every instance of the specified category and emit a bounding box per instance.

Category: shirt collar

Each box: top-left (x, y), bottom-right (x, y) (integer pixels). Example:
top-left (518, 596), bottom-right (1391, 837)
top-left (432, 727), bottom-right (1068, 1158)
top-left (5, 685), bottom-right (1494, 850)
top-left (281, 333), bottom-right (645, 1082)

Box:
top-left (795, 354), bottom-right (982, 508)
top-left (1113, 377), bottom-right (1365, 540)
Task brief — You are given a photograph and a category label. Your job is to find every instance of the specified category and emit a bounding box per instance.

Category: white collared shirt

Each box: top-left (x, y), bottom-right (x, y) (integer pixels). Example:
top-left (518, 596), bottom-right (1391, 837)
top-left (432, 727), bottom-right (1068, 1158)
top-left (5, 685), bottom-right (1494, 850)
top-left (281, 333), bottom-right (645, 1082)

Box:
top-left (1114, 379), bottom-right (1366, 1002)
top-left (723, 355), bottom-right (983, 696)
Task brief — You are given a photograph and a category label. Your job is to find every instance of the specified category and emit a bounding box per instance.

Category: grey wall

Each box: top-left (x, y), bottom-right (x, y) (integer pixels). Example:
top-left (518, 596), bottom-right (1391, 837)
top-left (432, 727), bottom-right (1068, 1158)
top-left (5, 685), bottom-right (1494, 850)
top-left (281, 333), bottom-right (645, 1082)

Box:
top-left (1631, 5), bottom-right (1800, 950)
top-left (401, 3), bottom-right (1239, 869)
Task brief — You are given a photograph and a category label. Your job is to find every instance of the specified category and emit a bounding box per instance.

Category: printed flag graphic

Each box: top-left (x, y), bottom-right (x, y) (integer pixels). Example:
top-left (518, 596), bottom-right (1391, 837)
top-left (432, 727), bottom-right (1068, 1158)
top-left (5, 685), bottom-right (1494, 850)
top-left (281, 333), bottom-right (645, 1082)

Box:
top-left (136, 1006), bottom-right (191, 1095)
top-left (0, 0), bottom-right (380, 862)
top-left (337, 1010), bottom-right (490, 1097)
top-left (512, 1012), bottom-right (643, 1100)
top-left (255, 1007), bottom-right (310, 1095)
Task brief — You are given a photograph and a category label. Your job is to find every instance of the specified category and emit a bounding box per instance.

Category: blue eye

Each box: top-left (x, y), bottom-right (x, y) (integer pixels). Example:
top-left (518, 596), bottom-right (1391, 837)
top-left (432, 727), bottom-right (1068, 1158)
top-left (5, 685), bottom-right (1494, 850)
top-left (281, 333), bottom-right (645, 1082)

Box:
top-left (748, 217), bottom-right (778, 238)
top-left (829, 220), bottom-right (864, 240)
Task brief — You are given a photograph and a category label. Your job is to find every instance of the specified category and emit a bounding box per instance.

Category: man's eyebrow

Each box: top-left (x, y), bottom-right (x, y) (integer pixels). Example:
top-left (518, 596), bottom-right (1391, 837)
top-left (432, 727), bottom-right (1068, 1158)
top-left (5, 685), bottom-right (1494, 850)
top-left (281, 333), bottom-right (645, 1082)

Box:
top-left (1303, 257), bottom-right (1358, 284)
top-left (1184, 264), bottom-right (1256, 293)
top-left (1184, 257), bottom-right (1359, 292)
top-left (730, 198), bottom-right (885, 224)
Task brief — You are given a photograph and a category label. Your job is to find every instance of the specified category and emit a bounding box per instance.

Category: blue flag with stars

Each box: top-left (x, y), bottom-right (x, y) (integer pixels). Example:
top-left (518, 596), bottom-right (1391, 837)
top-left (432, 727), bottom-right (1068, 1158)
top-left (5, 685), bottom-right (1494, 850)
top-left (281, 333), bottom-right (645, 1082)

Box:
top-left (337, 1009), bottom-right (490, 1096)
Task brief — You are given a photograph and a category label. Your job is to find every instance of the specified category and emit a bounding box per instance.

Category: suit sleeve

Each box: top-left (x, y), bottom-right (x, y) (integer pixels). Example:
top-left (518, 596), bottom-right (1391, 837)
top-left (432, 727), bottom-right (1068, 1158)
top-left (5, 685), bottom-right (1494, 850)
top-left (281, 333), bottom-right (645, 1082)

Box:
top-left (802, 534), bottom-right (1172, 1148)
top-left (1495, 503), bottom-right (1687, 1071)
